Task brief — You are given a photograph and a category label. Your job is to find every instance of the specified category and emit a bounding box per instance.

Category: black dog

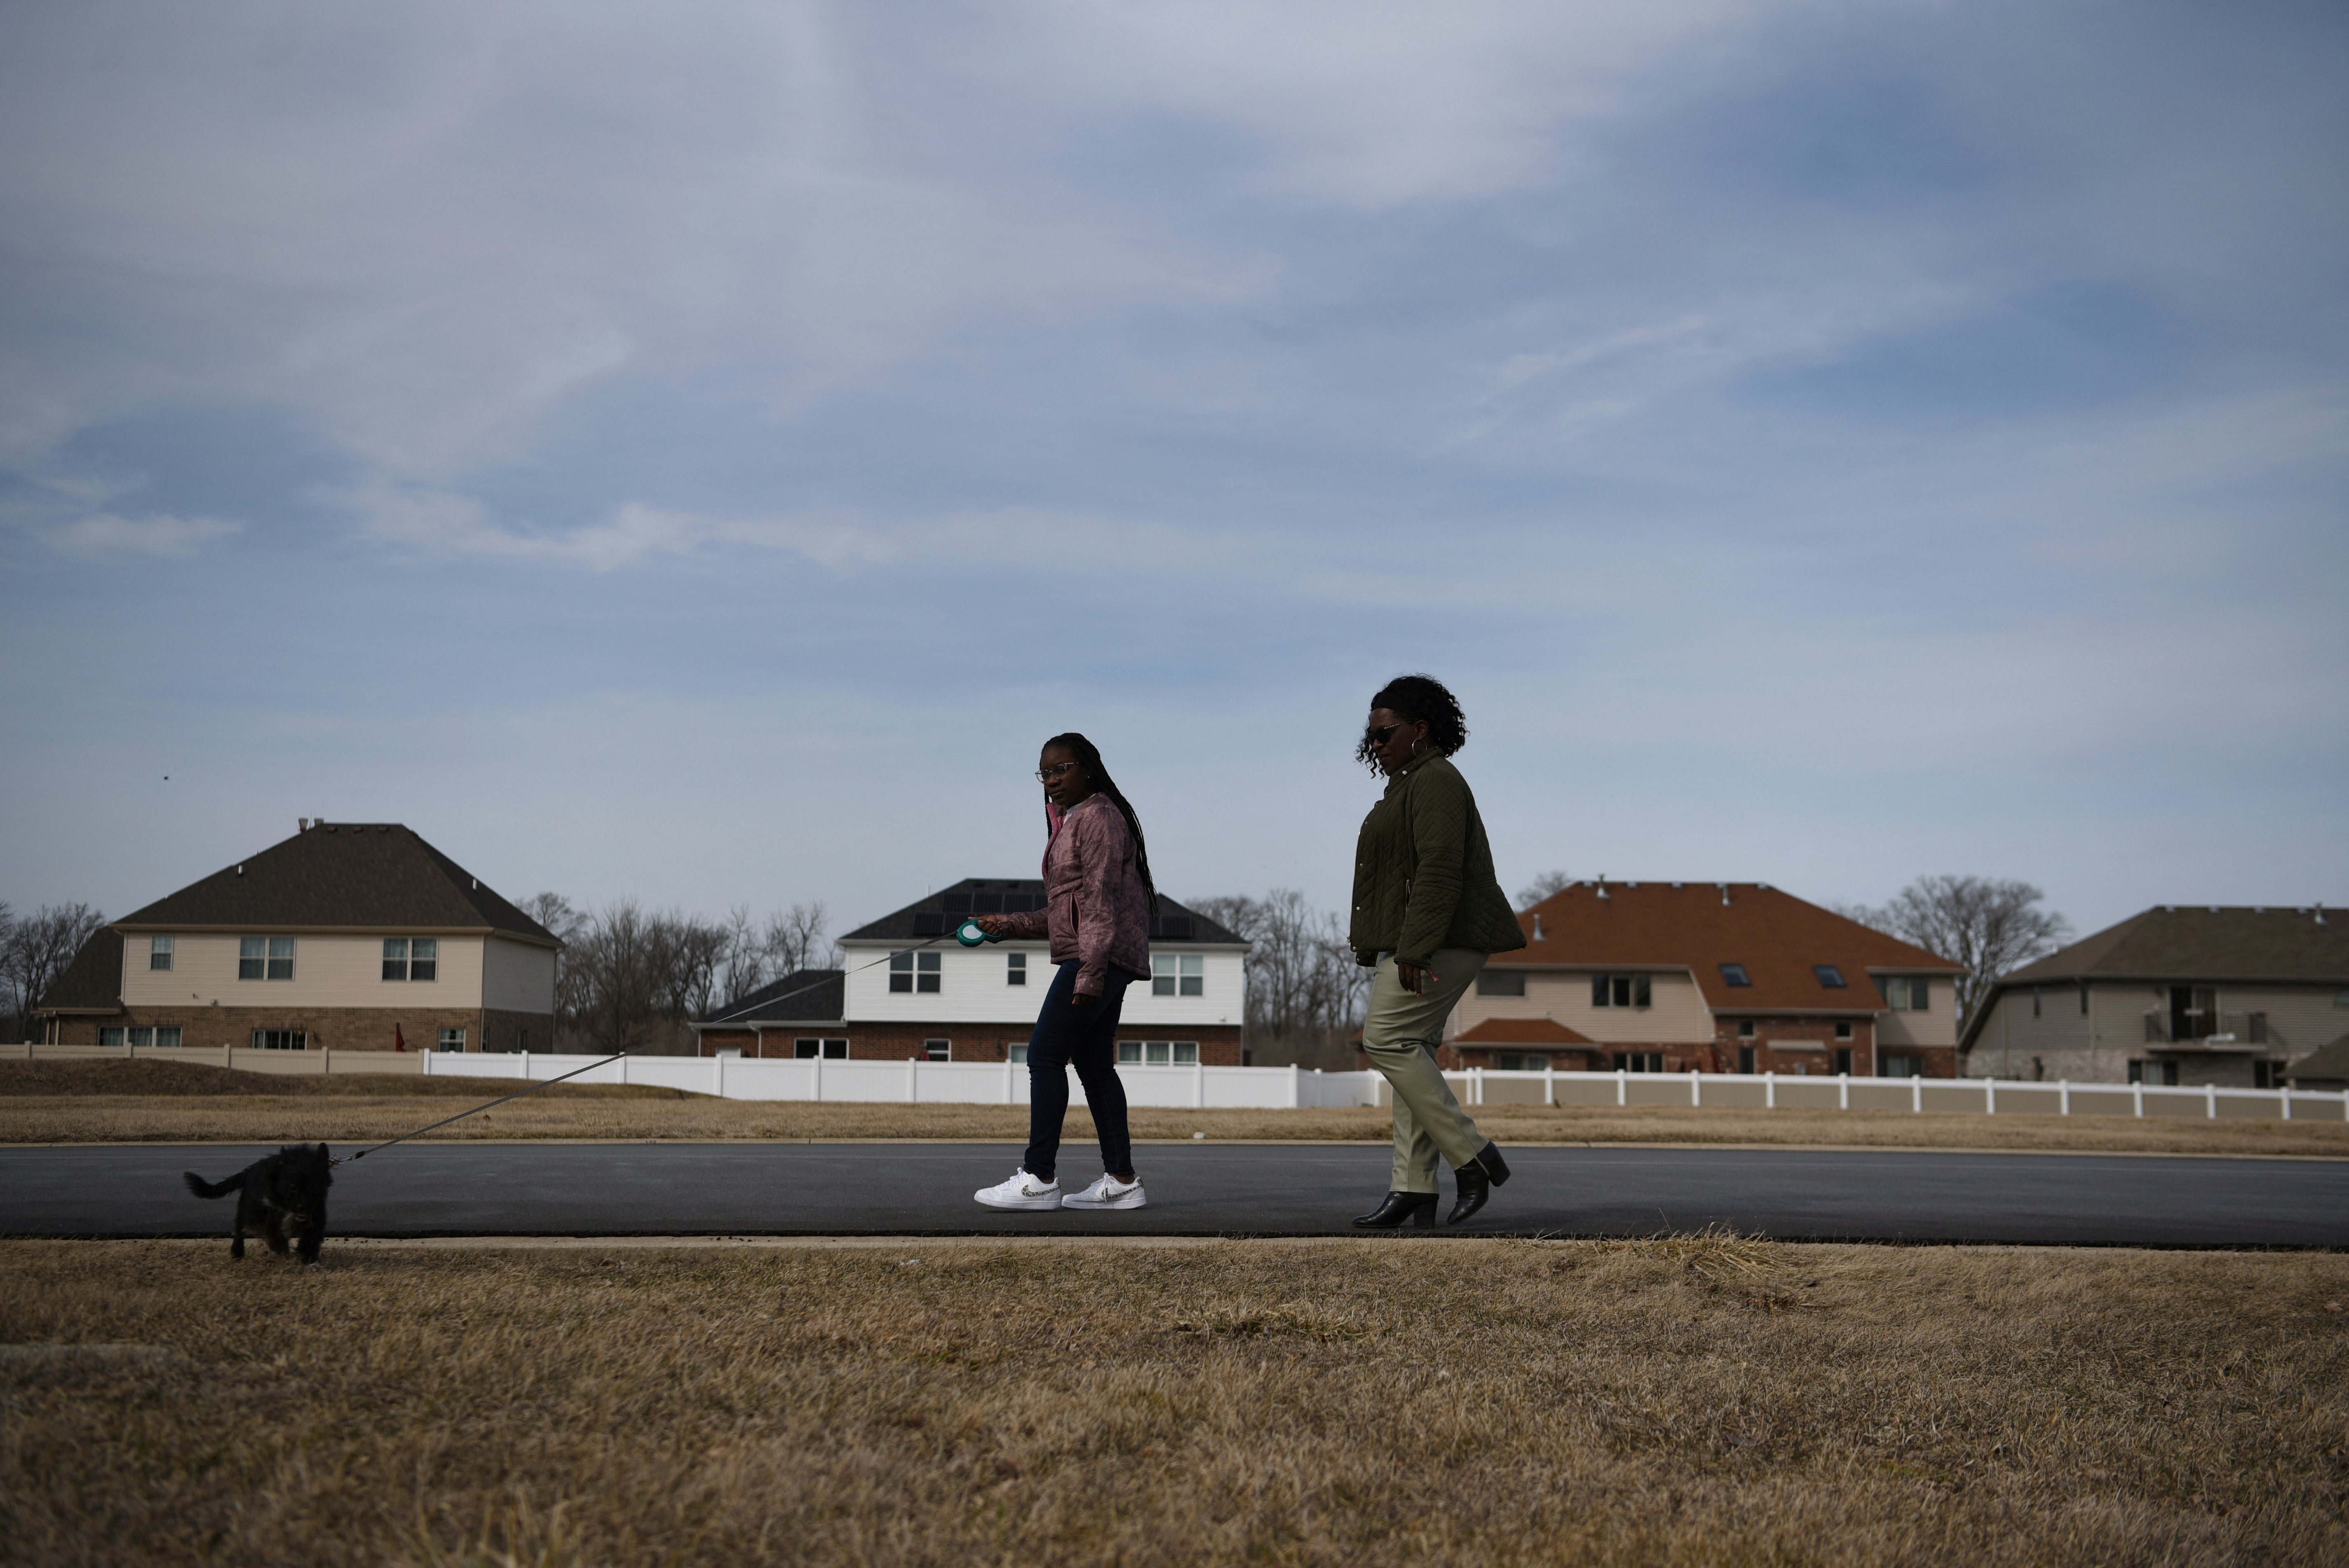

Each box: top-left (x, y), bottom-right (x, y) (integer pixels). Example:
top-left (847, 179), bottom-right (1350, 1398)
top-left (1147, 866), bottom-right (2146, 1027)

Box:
top-left (183, 1144), bottom-right (333, 1265)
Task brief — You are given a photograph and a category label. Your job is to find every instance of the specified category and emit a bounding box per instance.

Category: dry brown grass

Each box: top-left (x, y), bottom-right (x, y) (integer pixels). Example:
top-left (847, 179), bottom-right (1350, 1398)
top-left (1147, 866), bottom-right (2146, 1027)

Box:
top-left (3, 1237), bottom-right (2345, 1566)
top-left (5, 1057), bottom-right (2348, 1156)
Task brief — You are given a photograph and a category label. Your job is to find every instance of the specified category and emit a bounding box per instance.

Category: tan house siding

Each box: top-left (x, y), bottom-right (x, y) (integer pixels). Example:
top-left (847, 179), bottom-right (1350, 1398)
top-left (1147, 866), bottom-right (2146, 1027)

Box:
top-left (123, 933), bottom-right (489, 1010)
top-left (1973, 980), bottom-right (2341, 1086)
top-left (1450, 969), bottom-right (1715, 1048)
top-left (483, 938), bottom-right (557, 1014)
top-left (1869, 975), bottom-right (1956, 1049)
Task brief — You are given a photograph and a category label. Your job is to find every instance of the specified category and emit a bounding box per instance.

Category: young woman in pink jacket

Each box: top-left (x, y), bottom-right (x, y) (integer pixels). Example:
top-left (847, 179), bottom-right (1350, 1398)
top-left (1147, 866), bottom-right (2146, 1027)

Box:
top-left (971, 732), bottom-right (1156, 1212)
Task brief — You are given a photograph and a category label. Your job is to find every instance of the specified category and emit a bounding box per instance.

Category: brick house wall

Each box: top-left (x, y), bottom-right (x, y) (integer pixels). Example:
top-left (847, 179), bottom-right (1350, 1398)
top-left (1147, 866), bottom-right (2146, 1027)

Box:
top-left (48, 1004), bottom-right (555, 1052)
top-left (699, 1021), bottom-right (1244, 1064)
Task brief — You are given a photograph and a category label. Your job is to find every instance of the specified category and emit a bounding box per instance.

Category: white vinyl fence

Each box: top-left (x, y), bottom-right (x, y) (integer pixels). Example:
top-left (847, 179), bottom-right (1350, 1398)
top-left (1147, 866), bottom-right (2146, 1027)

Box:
top-left (414, 1052), bottom-right (2349, 1123)
top-left (13, 1042), bottom-right (2342, 1120)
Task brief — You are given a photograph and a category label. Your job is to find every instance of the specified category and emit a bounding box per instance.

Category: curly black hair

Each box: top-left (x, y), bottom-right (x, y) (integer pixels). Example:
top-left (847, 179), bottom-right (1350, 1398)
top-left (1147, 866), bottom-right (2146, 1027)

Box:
top-left (1356, 673), bottom-right (1469, 771)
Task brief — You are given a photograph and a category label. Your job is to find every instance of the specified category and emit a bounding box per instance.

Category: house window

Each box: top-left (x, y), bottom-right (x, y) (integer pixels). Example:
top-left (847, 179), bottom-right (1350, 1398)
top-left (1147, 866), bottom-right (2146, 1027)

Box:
top-left (1834, 1047), bottom-right (1852, 1075)
top-left (438, 1028), bottom-right (465, 1052)
top-left (1737, 1020), bottom-right (1755, 1039)
top-left (924, 1040), bottom-right (951, 1061)
top-left (889, 952), bottom-right (941, 994)
top-left (117, 1026), bottom-right (183, 1048)
top-left (1884, 977), bottom-right (1930, 1010)
top-left (2128, 1060), bottom-right (2178, 1087)
top-left (1476, 972), bottom-right (1526, 998)
top-left (1814, 965), bottom-right (1847, 989)
top-left (793, 1038), bottom-right (849, 1059)
top-left (1009, 1043), bottom-right (1028, 1064)
top-left (1611, 1051), bottom-right (1664, 1073)
top-left (157, 1026), bottom-right (180, 1048)
top-left (1007, 952), bottom-right (1027, 986)
top-left (1719, 963), bottom-right (1751, 987)
top-left (382, 938), bottom-right (439, 982)
top-left (1117, 1040), bottom-right (1199, 1065)
top-left (239, 937), bottom-right (295, 980)
top-left (514, 1028), bottom-right (528, 1052)
top-left (1495, 1053), bottom-right (1550, 1071)
top-left (1879, 1054), bottom-right (1923, 1078)
top-left (1591, 974), bottom-right (1651, 1008)
top-left (149, 935), bottom-right (173, 971)
top-left (249, 1029), bottom-right (307, 1050)
top-left (99, 1028), bottom-right (124, 1047)
top-left (2253, 1060), bottom-right (2286, 1089)
top-left (1835, 1022), bottom-right (1853, 1041)
top-left (1153, 954), bottom-right (1203, 997)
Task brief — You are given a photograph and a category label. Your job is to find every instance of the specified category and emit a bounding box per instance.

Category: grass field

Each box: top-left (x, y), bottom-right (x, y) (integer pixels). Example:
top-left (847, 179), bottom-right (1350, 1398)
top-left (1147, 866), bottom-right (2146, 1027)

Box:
top-left (6, 1059), bottom-right (2349, 1157)
top-left (3, 1236), bottom-right (2344, 1566)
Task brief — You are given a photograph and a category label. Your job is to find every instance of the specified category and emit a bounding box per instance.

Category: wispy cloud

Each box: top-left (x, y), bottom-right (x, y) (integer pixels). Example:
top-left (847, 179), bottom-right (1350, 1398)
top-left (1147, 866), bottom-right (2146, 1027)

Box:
top-left (45, 511), bottom-right (242, 557)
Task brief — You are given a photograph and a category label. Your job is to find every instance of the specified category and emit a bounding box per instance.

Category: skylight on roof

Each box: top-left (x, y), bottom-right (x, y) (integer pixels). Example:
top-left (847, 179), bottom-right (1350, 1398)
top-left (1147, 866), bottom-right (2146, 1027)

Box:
top-left (1718, 963), bottom-right (1751, 987)
top-left (1814, 964), bottom-right (1847, 988)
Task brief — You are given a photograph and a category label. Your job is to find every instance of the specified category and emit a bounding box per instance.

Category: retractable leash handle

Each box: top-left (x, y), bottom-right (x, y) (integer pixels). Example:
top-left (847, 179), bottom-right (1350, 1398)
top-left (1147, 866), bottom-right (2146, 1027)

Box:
top-left (954, 917), bottom-right (1003, 947)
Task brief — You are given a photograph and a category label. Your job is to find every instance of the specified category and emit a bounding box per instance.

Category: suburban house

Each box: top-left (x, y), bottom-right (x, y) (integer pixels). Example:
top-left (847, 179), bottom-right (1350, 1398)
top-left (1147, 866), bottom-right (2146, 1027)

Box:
top-left (1959, 905), bottom-right (2347, 1089)
top-left (1438, 879), bottom-right (1964, 1077)
top-left (33, 821), bottom-right (561, 1052)
top-left (692, 878), bottom-right (1250, 1064)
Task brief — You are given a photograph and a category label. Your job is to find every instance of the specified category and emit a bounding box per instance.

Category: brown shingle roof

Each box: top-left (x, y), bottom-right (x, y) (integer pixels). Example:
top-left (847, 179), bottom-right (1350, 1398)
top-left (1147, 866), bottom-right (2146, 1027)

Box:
top-left (1998, 906), bottom-right (2348, 986)
top-left (113, 823), bottom-right (559, 945)
top-left (2286, 1033), bottom-right (2349, 1082)
top-left (1454, 1017), bottom-right (1593, 1046)
top-left (35, 928), bottom-right (124, 1014)
top-left (1497, 881), bottom-right (1959, 1014)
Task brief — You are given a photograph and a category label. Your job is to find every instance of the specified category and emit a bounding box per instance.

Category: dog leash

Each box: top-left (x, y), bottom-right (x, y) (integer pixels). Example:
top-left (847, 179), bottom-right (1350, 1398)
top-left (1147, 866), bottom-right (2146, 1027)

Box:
top-left (333, 929), bottom-right (977, 1166)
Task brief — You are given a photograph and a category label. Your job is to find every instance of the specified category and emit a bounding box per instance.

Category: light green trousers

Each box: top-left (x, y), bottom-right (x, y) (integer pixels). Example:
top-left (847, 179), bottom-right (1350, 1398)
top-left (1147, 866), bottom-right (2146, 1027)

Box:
top-left (1359, 948), bottom-right (1490, 1193)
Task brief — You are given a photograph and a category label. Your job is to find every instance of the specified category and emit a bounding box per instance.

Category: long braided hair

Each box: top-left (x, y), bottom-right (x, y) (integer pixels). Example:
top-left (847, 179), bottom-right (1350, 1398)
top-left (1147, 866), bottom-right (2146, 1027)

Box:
top-left (1042, 731), bottom-right (1157, 914)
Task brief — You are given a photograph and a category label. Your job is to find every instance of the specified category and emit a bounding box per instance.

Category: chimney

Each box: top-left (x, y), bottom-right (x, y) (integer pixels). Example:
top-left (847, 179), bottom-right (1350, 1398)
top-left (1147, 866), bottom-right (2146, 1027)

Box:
top-left (297, 818), bottom-right (308, 832)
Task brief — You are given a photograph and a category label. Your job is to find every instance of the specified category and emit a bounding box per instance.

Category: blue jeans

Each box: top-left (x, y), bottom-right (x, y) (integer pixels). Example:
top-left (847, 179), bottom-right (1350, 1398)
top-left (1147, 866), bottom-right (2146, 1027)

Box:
top-left (1023, 961), bottom-right (1136, 1184)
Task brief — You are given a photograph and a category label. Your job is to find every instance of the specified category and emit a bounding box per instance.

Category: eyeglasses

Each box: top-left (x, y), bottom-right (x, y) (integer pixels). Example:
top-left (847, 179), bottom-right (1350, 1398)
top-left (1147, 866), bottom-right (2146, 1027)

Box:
top-left (1366, 724), bottom-right (1403, 746)
top-left (1035, 761), bottom-right (1081, 783)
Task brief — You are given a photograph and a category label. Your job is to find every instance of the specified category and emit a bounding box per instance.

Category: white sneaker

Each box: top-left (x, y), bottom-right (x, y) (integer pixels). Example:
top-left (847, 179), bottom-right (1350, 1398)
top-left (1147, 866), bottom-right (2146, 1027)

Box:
top-left (1062, 1174), bottom-right (1147, 1210)
top-left (974, 1169), bottom-right (1061, 1211)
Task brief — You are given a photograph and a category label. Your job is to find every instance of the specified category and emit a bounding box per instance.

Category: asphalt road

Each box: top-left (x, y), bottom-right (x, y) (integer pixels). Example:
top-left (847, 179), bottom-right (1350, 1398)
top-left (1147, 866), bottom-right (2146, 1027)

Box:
top-left (5, 1142), bottom-right (2347, 1246)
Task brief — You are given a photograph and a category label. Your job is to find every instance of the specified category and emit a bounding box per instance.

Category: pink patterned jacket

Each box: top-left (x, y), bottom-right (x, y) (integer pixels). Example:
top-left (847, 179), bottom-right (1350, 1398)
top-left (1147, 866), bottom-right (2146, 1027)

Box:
top-left (993, 793), bottom-right (1152, 996)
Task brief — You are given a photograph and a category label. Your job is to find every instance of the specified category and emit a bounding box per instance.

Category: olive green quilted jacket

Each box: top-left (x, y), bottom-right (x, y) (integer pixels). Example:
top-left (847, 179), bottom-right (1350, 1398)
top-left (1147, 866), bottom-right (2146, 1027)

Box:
top-left (1347, 751), bottom-right (1528, 967)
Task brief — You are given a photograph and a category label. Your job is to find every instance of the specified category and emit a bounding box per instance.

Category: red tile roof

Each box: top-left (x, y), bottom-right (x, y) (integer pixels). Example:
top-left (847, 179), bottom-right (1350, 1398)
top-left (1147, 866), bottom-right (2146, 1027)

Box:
top-left (1455, 1017), bottom-right (1593, 1046)
top-left (1498, 881), bottom-right (1959, 1014)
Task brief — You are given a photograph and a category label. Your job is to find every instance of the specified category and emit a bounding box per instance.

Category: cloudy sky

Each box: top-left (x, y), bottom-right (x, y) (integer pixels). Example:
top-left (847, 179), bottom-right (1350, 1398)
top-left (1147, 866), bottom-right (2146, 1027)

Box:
top-left (2, 0), bottom-right (2342, 942)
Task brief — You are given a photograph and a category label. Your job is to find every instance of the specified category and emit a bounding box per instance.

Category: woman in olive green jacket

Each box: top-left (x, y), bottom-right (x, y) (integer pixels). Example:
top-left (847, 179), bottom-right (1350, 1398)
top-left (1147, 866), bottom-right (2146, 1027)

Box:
top-left (1347, 675), bottom-right (1527, 1228)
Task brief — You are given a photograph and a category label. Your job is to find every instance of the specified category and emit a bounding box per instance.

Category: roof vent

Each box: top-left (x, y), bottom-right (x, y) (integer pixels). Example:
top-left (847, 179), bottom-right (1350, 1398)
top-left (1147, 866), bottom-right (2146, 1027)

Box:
top-left (1718, 883), bottom-right (1731, 907)
top-left (1625, 881), bottom-right (1639, 889)
top-left (1596, 874), bottom-right (1609, 902)
top-left (1532, 914), bottom-right (1544, 942)
top-left (1671, 881), bottom-right (1684, 888)
top-left (2318, 903), bottom-right (2329, 927)
top-left (235, 865), bottom-right (244, 876)
top-left (471, 878), bottom-right (479, 891)
top-left (297, 818), bottom-right (309, 832)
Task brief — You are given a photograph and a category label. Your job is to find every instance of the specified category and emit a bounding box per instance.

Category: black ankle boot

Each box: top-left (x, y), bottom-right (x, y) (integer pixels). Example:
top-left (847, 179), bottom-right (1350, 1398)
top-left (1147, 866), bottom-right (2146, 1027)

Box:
top-left (1352, 1191), bottom-right (1438, 1230)
top-left (1474, 1141), bottom-right (1510, 1187)
top-left (1447, 1163), bottom-right (1491, 1226)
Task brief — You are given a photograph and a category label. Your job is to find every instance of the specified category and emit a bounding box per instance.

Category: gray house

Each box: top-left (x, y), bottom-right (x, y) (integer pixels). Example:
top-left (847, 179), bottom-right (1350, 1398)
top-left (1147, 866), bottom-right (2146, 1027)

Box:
top-left (1960, 905), bottom-right (2347, 1088)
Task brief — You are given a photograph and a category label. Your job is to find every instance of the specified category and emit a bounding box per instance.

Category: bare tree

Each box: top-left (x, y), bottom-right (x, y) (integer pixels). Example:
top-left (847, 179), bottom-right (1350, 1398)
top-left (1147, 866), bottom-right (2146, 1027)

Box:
top-left (1190, 890), bottom-right (1368, 1067)
top-left (766, 901), bottom-right (835, 976)
top-left (2, 902), bottom-right (108, 1041)
top-left (1840, 876), bottom-right (2072, 1028)
top-left (520, 891), bottom-right (586, 945)
top-left (1515, 870), bottom-right (1577, 909)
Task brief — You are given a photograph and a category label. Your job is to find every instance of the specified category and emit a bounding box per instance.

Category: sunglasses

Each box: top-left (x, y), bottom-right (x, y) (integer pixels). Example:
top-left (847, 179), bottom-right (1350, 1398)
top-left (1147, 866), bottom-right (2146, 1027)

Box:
top-left (1366, 723), bottom-right (1404, 746)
